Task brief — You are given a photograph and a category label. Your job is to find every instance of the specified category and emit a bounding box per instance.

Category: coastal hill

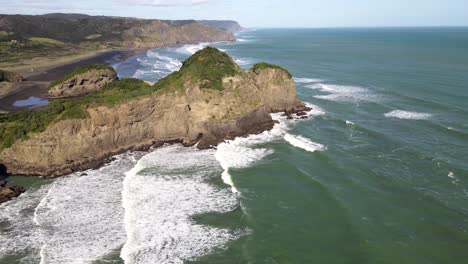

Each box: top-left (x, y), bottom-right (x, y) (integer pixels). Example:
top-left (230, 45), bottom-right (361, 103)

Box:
top-left (197, 20), bottom-right (243, 33)
top-left (0, 13), bottom-right (240, 71)
top-left (0, 47), bottom-right (309, 177)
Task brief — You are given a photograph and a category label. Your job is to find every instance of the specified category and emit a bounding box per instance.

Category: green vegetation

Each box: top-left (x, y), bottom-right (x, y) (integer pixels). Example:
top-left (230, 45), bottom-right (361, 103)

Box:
top-left (251, 62), bottom-right (292, 78)
top-left (49, 64), bottom-right (116, 88)
top-left (0, 47), bottom-right (292, 151)
top-left (155, 46), bottom-right (241, 91)
top-left (0, 78), bottom-right (155, 151)
top-left (29, 37), bottom-right (65, 45)
top-left (0, 31), bottom-right (13, 37)
top-left (85, 34), bottom-right (102, 40)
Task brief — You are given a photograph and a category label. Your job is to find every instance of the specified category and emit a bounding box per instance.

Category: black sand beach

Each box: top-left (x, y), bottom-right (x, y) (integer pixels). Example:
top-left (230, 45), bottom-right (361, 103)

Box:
top-left (0, 49), bottom-right (140, 112)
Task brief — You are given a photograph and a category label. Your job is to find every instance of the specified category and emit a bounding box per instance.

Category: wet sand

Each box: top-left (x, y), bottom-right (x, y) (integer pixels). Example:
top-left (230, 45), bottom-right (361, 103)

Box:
top-left (0, 49), bottom-right (142, 112)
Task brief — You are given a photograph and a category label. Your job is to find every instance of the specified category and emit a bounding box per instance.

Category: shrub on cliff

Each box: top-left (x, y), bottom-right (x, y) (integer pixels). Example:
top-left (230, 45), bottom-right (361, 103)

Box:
top-left (0, 78), bottom-right (154, 151)
top-left (48, 64), bottom-right (116, 89)
top-left (251, 62), bottom-right (292, 78)
top-left (155, 46), bottom-right (241, 91)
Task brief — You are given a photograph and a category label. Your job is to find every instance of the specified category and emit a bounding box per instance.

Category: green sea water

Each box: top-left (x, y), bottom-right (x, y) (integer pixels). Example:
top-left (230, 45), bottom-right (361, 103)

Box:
top-left (1, 28), bottom-right (468, 264)
top-left (193, 28), bottom-right (468, 263)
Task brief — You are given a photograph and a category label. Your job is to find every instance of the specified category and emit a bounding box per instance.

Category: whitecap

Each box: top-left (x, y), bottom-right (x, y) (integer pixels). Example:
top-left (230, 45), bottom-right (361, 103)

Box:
top-left (294, 77), bottom-right (324, 84)
top-left (346, 120), bottom-right (355, 126)
top-left (309, 83), bottom-right (377, 102)
top-left (235, 58), bottom-right (255, 67)
top-left (384, 110), bottom-right (433, 120)
top-left (175, 43), bottom-right (209, 55)
top-left (284, 134), bottom-right (327, 153)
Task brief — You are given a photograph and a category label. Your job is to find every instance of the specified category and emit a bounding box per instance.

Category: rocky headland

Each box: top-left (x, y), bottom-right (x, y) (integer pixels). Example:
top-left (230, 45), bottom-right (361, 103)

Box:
top-left (0, 47), bottom-right (308, 178)
top-left (0, 13), bottom-right (238, 72)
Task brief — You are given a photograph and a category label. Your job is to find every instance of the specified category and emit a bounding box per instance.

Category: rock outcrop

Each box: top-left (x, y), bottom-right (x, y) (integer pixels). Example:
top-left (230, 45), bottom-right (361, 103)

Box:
top-left (0, 179), bottom-right (25, 204)
top-left (0, 69), bottom-right (24, 83)
top-left (0, 47), bottom-right (306, 177)
top-left (48, 65), bottom-right (118, 98)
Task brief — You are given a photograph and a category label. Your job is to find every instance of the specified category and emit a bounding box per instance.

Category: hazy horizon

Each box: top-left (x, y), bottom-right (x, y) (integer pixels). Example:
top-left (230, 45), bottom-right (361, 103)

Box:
top-left (2, 0), bottom-right (468, 28)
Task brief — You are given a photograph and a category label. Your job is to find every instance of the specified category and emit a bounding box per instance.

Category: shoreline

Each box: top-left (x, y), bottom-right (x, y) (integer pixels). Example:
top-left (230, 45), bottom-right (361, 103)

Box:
top-left (0, 40), bottom-right (236, 113)
top-left (0, 49), bottom-right (144, 112)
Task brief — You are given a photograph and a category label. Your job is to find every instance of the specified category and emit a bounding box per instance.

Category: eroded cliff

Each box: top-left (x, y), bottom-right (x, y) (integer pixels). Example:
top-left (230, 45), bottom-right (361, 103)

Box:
top-left (0, 47), bottom-right (307, 177)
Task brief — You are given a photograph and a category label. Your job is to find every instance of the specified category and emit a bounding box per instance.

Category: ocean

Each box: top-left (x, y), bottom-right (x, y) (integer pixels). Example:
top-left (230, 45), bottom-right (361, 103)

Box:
top-left (1, 28), bottom-right (468, 263)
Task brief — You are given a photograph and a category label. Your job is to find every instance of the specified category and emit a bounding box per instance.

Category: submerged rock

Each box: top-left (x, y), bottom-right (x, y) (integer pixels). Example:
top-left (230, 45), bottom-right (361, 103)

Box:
top-left (0, 180), bottom-right (25, 204)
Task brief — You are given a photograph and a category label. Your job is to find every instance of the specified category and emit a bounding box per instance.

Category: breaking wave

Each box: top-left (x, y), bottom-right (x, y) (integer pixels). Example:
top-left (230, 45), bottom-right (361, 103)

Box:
top-left (284, 134), bottom-right (327, 153)
top-left (174, 43), bottom-right (209, 55)
top-left (215, 103), bottom-right (325, 193)
top-left (384, 110), bottom-right (433, 120)
top-left (308, 83), bottom-right (377, 102)
top-left (0, 153), bottom-right (138, 264)
top-left (294, 77), bottom-right (324, 84)
top-left (121, 145), bottom-right (242, 264)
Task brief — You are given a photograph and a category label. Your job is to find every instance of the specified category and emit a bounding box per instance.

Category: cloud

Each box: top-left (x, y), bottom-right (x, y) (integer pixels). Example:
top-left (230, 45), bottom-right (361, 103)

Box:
top-left (2, 0), bottom-right (58, 10)
top-left (1, 0), bottom-right (110, 12)
top-left (119, 0), bottom-right (211, 6)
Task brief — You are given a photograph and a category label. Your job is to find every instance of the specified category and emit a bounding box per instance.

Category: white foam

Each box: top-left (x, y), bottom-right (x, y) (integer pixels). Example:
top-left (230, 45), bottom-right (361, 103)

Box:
top-left (0, 185), bottom-right (50, 263)
top-left (121, 145), bottom-right (242, 264)
top-left (235, 58), bottom-right (255, 67)
top-left (309, 83), bottom-right (377, 102)
top-left (132, 69), bottom-right (146, 78)
top-left (148, 52), bottom-right (182, 72)
top-left (175, 43), bottom-right (209, 55)
top-left (284, 134), bottom-right (327, 153)
top-left (0, 153), bottom-right (140, 264)
top-left (294, 77), bottom-right (324, 84)
top-left (34, 154), bottom-right (136, 264)
top-left (448, 171), bottom-right (455, 179)
top-left (346, 120), bottom-right (355, 126)
top-left (214, 102), bottom-right (325, 193)
top-left (384, 110), bottom-right (433, 120)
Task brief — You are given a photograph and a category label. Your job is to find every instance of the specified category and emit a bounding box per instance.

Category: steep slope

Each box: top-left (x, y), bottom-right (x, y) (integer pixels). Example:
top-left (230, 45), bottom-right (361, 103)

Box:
top-left (48, 65), bottom-right (118, 98)
top-left (197, 20), bottom-right (243, 33)
top-left (0, 14), bottom-right (237, 69)
top-left (0, 47), bottom-right (307, 177)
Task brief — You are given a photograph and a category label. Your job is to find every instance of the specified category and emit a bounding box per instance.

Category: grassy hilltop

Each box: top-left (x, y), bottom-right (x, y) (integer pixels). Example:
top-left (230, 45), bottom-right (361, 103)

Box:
top-left (0, 13), bottom-right (240, 71)
top-left (0, 47), bottom-right (291, 151)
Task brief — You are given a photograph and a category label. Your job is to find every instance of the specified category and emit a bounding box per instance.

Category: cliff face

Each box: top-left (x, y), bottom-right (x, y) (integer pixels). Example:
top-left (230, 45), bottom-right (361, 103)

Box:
top-left (0, 14), bottom-right (237, 70)
top-left (197, 20), bottom-right (243, 33)
top-left (0, 48), bottom-right (304, 177)
top-left (0, 14), bottom-right (236, 47)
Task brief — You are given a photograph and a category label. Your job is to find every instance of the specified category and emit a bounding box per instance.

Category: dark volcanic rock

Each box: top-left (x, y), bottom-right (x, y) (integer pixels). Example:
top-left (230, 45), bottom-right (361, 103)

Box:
top-left (197, 107), bottom-right (275, 149)
top-left (0, 180), bottom-right (25, 204)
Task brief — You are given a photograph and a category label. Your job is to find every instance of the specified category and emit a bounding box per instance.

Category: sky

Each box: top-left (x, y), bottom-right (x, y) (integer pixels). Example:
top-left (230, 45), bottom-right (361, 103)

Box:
top-left (1, 0), bottom-right (468, 28)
